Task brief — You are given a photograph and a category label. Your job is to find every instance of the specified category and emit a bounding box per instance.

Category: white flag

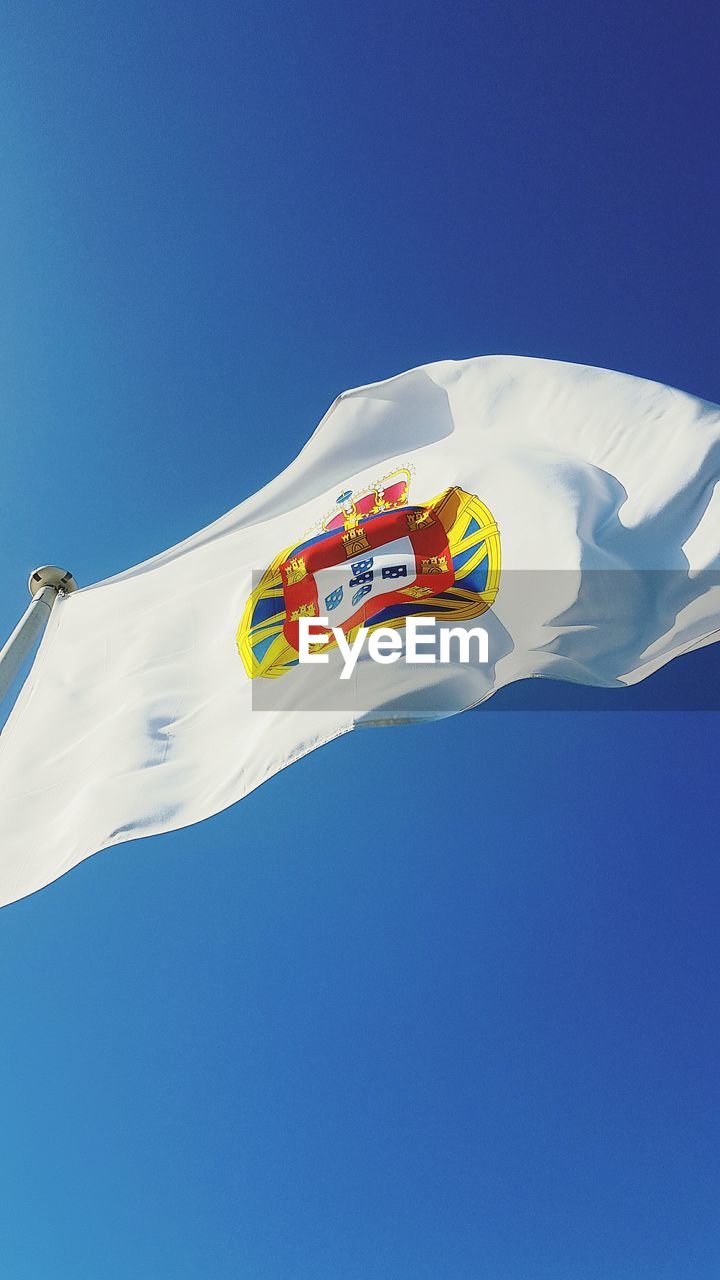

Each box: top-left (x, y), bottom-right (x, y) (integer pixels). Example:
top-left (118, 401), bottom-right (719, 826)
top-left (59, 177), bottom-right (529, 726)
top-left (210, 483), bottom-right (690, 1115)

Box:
top-left (1, 355), bottom-right (719, 906)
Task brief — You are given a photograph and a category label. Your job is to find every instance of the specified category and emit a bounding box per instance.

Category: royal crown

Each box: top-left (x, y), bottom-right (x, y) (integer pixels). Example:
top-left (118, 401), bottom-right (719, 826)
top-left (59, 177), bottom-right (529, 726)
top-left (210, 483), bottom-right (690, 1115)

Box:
top-left (323, 469), bottom-right (412, 533)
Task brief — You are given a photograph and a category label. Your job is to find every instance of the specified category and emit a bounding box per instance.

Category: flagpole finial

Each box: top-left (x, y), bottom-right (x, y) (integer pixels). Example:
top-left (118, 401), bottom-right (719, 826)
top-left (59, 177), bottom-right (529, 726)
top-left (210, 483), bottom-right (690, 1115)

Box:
top-left (0, 568), bottom-right (79, 709)
top-left (27, 566), bottom-right (78, 598)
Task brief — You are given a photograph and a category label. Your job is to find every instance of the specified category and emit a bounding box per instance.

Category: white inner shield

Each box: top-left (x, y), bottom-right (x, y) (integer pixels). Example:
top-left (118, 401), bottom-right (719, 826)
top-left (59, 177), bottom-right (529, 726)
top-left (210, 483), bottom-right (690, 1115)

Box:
top-left (313, 535), bottom-right (417, 628)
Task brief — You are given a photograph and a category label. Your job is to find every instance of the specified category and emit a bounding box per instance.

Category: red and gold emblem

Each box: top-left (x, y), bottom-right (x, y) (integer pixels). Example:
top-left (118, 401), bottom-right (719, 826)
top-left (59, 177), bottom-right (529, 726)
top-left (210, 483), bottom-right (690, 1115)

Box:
top-left (237, 468), bottom-right (500, 679)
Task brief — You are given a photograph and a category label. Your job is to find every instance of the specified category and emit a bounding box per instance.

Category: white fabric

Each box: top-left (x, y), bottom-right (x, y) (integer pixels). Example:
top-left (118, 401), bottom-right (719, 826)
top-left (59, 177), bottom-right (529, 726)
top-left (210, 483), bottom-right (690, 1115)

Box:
top-left (1, 355), bottom-right (719, 906)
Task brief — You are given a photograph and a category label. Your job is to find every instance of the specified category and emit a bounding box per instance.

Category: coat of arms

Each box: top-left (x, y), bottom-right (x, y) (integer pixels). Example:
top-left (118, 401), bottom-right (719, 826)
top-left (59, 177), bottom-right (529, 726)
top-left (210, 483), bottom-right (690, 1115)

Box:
top-left (237, 468), bottom-right (500, 678)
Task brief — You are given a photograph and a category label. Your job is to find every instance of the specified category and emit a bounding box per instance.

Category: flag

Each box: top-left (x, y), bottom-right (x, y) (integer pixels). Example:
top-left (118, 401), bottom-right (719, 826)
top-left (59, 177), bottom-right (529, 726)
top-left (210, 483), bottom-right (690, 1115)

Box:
top-left (1, 355), bottom-right (719, 906)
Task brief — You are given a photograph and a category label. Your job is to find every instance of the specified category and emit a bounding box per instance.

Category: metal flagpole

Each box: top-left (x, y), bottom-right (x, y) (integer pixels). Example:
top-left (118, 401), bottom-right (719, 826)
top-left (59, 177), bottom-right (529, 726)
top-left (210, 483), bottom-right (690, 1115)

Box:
top-left (0, 566), bottom-right (78, 707)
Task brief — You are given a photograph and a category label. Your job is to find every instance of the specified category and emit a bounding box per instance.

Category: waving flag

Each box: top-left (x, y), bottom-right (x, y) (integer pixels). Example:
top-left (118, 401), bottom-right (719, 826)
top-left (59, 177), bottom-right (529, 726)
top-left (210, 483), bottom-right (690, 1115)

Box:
top-left (1, 355), bottom-right (719, 906)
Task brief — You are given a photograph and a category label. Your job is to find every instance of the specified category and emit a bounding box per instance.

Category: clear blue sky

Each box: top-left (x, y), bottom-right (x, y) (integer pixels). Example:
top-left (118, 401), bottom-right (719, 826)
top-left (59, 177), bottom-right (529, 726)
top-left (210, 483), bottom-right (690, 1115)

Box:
top-left (1, 2), bottom-right (719, 1277)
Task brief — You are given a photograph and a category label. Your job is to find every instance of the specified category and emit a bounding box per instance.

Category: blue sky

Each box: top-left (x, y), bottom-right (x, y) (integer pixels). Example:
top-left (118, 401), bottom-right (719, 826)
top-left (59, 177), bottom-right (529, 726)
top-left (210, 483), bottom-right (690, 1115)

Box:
top-left (1, 2), bottom-right (719, 1277)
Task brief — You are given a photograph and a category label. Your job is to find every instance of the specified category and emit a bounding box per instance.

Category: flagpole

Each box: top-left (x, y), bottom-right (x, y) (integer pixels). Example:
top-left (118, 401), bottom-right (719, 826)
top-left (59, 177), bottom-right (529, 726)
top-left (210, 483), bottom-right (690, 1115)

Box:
top-left (0, 566), bottom-right (78, 707)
